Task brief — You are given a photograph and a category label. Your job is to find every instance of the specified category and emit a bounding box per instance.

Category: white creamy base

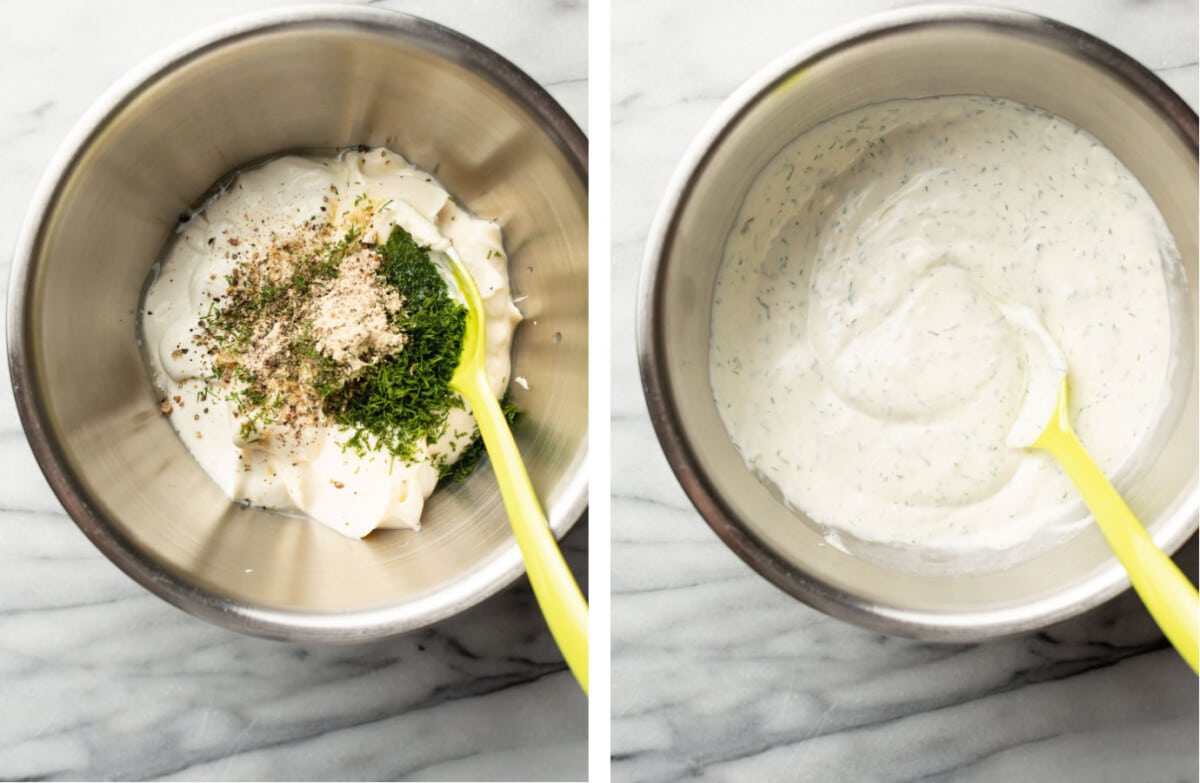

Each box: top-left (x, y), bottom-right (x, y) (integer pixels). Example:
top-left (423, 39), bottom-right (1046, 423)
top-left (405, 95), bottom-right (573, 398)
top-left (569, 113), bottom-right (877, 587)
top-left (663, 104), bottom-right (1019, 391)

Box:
top-left (710, 96), bottom-right (1183, 561)
top-left (143, 149), bottom-right (521, 538)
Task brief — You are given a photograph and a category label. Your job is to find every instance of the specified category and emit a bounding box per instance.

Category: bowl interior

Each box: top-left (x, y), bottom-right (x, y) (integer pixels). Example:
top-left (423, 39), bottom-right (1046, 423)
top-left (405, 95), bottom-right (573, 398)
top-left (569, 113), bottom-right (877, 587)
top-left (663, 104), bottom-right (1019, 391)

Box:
top-left (647, 12), bottom-right (1198, 637)
top-left (16, 11), bottom-right (587, 639)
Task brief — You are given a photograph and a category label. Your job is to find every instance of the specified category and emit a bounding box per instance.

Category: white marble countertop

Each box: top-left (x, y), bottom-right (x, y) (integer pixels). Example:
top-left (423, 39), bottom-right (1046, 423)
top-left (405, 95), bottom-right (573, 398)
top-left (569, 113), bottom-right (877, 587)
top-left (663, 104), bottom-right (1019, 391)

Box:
top-left (0, 1), bottom-right (586, 780)
top-left (612, 1), bottom-right (1198, 781)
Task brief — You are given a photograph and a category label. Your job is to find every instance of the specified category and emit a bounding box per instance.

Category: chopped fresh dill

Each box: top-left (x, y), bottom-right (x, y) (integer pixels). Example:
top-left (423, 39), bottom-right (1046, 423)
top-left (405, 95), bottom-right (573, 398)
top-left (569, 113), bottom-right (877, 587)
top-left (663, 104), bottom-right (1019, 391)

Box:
top-left (324, 225), bottom-right (469, 463)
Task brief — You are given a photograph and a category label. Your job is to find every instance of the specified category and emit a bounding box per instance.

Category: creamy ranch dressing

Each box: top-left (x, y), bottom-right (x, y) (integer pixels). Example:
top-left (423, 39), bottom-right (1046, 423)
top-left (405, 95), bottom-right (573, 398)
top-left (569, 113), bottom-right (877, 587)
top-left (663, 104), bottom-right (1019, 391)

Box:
top-left (710, 96), bottom-right (1184, 561)
top-left (142, 149), bottom-right (521, 538)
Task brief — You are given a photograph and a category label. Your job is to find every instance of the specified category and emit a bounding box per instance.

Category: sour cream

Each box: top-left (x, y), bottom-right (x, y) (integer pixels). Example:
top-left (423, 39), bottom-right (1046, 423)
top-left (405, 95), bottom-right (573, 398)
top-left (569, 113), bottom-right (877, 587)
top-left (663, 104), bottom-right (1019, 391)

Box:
top-left (710, 96), bottom-right (1185, 562)
top-left (142, 149), bottom-right (521, 538)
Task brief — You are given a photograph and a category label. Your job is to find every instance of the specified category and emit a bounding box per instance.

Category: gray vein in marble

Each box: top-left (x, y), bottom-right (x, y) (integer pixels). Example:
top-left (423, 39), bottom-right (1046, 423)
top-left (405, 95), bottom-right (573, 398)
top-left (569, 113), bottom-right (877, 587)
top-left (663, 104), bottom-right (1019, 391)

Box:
top-left (1157, 60), bottom-right (1200, 70)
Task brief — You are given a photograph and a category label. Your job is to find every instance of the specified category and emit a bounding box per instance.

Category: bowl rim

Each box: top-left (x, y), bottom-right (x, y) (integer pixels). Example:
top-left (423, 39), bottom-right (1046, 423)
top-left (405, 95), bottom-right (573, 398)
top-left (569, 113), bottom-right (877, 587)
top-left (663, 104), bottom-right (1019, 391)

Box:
top-left (7, 4), bottom-right (589, 642)
top-left (637, 3), bottom-right (1199, 641)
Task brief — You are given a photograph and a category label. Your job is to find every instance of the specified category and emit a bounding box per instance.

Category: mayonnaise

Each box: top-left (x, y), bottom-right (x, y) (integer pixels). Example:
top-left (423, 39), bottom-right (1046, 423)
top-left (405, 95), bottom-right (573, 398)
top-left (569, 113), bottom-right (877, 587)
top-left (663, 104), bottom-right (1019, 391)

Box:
top-left (142, 148), bottom-right (521, 538)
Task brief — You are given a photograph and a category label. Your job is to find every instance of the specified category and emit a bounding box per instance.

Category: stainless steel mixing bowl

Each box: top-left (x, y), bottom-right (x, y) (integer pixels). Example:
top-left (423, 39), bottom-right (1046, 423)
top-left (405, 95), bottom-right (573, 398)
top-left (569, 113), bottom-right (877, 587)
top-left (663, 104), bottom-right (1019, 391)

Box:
top-left (9, 6), bottom-right (587, 641)
top-left (639, 6), bottom-right (1198, 640)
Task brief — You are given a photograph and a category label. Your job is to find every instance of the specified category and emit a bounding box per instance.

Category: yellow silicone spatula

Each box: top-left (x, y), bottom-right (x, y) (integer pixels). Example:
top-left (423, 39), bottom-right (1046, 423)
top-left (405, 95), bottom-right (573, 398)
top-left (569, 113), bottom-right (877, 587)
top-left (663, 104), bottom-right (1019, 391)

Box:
top-left (1013, 375), bottom-right (1199, 673)
top-left (438, 247), bottom-right (589, 693)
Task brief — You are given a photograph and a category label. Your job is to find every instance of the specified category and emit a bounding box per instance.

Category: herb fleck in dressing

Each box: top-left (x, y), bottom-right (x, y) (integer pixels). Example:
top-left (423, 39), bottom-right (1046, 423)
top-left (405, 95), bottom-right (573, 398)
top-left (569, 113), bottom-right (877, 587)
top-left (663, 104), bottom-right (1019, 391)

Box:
top-left (142, 149), bottom-right (522, 538)
top-left (710, 96), bottom-right (1183, 560)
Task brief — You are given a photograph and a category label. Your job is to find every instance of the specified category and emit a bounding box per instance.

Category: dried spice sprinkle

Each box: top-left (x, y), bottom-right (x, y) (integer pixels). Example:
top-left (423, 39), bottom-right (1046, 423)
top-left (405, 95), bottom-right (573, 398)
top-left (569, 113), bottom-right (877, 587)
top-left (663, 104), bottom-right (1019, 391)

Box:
top-left (195, 197), bottom-right (492, 476)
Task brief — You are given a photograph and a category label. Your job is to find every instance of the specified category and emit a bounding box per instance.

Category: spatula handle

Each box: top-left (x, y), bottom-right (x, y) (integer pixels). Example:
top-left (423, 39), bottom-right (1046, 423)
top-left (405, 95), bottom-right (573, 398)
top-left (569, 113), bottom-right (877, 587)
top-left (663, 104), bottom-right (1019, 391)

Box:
top-left (457, 366), bottom-right (590, 692)
top-left (1040, 424), bottom-right (1198, 674)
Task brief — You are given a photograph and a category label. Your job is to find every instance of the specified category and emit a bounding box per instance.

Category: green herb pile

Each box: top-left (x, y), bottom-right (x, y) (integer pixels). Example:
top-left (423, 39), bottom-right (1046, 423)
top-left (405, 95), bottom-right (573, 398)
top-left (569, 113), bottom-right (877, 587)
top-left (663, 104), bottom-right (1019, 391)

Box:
top-left (199, 214), bottom-right (513, 481)
top-left (325, 225), bottom-right (469, 464)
